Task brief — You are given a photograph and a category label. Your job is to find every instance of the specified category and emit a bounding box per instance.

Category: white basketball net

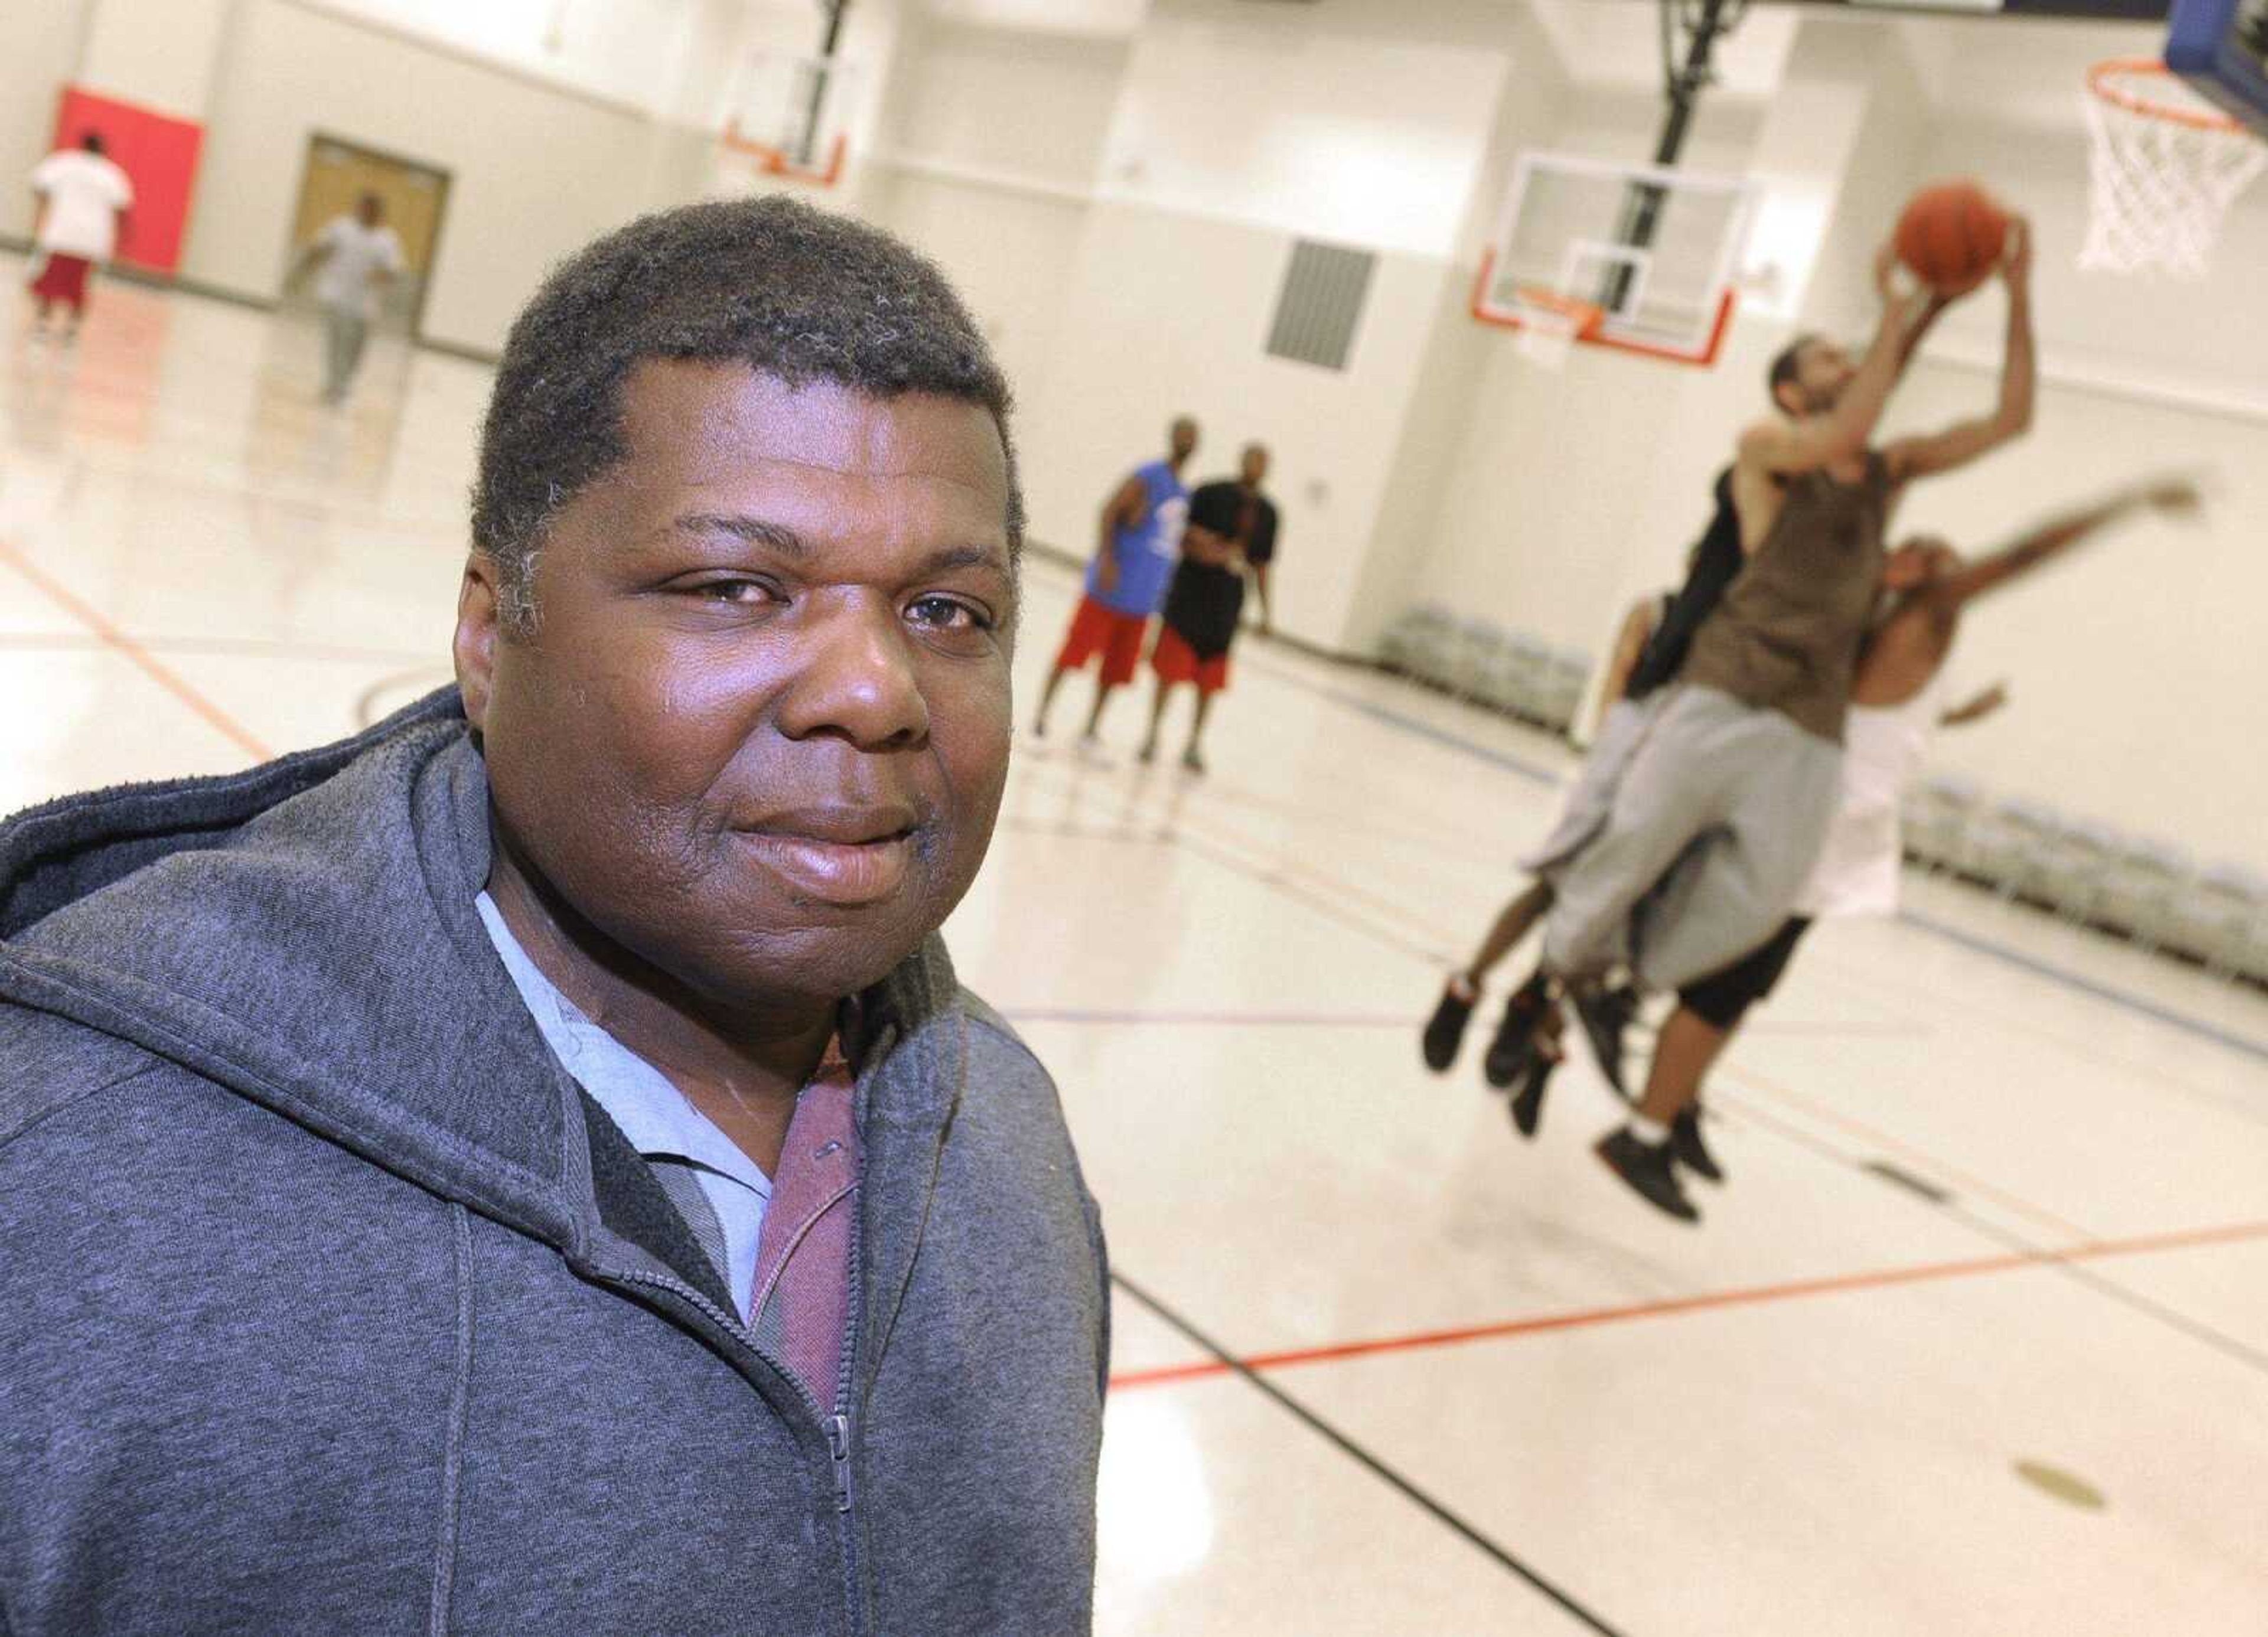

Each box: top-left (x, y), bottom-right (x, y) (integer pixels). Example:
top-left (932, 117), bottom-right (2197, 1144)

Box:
top-left (2081, 63), bottom-right (2266, 278)
top-left (1512, 299), bottom-right (1581, 370)
top-left (1506, 287), bottom-right (1598, 371)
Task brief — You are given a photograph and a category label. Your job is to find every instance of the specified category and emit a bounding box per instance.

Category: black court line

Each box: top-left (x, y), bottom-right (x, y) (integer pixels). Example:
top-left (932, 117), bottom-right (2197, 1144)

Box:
top-left (1166, 826), bottom-right (1450, 966)
top-left (1725, 1087), bottom-right (2268, 1382)
top-left (1862, 1159), bottom-right (1954, 1205)
top-left (1110, 1271), bottom-right (1628, 1637)
top-left (1937, 1197), bottom-right (2268, 1380)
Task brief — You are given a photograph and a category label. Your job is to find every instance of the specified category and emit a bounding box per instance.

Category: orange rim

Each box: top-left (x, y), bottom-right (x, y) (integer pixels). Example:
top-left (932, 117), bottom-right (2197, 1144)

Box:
top-left (719, 125), bottom-right (849, 184)
top-left (2087, 58), bottom-right (2249, 135)
top-left (1509, 285), bottom-right (1604, 338)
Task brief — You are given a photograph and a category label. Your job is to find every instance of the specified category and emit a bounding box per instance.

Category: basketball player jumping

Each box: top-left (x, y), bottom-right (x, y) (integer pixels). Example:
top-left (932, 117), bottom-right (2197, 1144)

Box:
top-left (1598, 471), bottom-right (2202, 1220)
top-left (1462, 222), bottom-right (2038, 1140)
top-left (1426, 223), bottom-right (2035, 1094)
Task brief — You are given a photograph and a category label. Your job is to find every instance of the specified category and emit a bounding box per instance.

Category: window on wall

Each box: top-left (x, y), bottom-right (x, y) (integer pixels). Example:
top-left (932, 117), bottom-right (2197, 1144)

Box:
top-left (1264, 240), bottom-right (1376, 372)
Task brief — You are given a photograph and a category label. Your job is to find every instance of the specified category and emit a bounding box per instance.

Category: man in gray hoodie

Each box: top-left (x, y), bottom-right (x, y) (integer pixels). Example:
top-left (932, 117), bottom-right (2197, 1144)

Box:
top-left (0, 198), bottom-right (1108, 1635)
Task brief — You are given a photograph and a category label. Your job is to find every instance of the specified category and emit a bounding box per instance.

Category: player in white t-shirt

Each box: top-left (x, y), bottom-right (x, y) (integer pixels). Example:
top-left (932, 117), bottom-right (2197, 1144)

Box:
top-left (289, 193), bottom-right (406, 405)
top-left (27, 132), bottom-right (135, 340)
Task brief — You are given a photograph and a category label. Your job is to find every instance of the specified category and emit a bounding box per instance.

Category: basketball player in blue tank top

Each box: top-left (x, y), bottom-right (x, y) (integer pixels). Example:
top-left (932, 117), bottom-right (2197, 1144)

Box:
top-left (1033, 416), bottom-right (1197, 748)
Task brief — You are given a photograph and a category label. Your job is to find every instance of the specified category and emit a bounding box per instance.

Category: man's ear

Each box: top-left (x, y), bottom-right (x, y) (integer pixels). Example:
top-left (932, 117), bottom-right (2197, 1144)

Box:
top-left (454, 555), bottom-right (503, 733)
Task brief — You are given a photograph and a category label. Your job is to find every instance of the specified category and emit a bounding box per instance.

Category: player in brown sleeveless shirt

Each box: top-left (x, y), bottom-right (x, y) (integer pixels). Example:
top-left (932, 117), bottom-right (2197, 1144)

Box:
top-left (1677, 449), bottom-right (1898, 744)
top-left (1482, 225), bottom-right (2038, 1219)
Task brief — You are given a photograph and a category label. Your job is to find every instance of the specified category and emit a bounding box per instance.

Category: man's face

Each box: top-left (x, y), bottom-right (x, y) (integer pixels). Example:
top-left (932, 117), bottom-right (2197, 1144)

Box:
top-left (357, 195), bottom-right (384, 228)
top-left (1791, 340), bottom-right (1856, 415)
top-left (1240, 445), bottom-right (1269, 486)
top-left (457, 364), bottom-right (1017, 1011)
top-left (1169, 417), bottom-right (1199, 462)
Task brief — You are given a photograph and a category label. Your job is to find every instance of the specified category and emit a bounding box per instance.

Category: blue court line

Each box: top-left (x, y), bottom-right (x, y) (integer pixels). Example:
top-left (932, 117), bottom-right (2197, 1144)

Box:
top-left (1306, 687), bottom-right (1565, 786)
top-left (1896, 908), bottom-right (2268, 1065)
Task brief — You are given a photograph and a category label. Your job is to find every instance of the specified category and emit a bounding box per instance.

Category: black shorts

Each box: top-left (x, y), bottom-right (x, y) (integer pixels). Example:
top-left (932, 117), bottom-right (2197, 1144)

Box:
top-left (1677, 917), bottom-right (1813, 1030)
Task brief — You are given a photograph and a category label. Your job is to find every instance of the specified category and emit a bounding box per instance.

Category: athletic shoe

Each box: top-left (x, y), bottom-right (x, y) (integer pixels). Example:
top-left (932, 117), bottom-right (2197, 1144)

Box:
top-left (1670, 1106), bottom-right (1723, 1184)
top-left (1509, 1054), bottom-right (1555, 1139)
top-left (1572, 983), bottom-right (1638, 1099)
top-left (1181, 746), bottom-right (1206, 775)
top-left (1482, 983), bottom-right (1547, 1089)
top-left (1136, 739), bottom-right (1158, 765)
top-left (1421, 981), bottom-right (1475, 1072)
top-left (1594, 1129), bottom-right (1700, 1223)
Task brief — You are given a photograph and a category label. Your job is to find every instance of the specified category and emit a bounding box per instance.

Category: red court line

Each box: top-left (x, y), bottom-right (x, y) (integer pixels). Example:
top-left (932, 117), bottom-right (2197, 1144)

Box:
top-left (0, 538), bottom-right (272, 761)
top-left (1106, 1215), bottom-right (2268, 1391)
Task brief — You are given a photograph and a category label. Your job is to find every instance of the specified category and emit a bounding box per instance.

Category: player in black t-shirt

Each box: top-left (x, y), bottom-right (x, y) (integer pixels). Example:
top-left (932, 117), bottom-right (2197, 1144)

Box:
top-left (1138, 444), bottom-right (1279, 774)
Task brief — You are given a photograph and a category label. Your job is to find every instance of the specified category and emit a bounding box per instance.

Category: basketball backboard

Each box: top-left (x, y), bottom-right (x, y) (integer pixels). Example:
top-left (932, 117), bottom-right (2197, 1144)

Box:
top-left (2166, 0), bottom-right (2268, 135)
top-left (1472, 151), bottom-right (1756, 368)
top-left (718, 47), bottom-right (861, 187)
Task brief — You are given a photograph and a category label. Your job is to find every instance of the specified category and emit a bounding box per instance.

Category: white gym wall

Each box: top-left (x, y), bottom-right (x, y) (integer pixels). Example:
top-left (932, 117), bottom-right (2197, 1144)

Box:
top-left (6, 0), bottom-right (2262, 868)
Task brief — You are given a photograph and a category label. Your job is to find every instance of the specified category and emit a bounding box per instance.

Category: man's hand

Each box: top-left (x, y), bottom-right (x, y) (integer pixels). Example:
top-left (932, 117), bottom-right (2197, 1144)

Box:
top-left (1096, 556), bottom-right (1119, 597)
top-left (1873, 239), bottom-right (1904, 305)
top-left (2000, 216), bottom-right (2032, 293)
top-left (1875, 243), bottom-right (1932, 325)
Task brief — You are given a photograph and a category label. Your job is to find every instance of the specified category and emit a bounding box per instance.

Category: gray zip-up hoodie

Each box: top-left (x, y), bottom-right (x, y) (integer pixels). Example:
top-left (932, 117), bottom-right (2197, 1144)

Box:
top-left (0, 690), bottom-right (1107, 1637)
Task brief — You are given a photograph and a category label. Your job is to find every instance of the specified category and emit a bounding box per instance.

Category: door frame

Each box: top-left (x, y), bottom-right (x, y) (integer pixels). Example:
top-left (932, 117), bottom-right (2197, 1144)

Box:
top-left (285, 131), bottom-right (454, 341)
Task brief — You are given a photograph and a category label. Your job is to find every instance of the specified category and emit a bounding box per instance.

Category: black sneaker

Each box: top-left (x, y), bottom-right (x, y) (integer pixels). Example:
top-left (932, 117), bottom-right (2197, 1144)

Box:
top-left (1509, 1054), bottom-right (1555, 1139)
top-left (1572, 983), bottom-right (1638, 1100)
top-left (1482, 980), bottom-right (1549, 1089)
top-left (1422, 981), bottom-right (1476, 1072)
top-left (1595, 1128), bottom-right (1700, 1223)
top-left (1670, 1107), bottom-right (1724, 1184)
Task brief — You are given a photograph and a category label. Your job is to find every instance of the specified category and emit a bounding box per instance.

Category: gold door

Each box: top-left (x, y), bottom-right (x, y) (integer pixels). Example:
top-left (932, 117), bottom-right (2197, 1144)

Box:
top-left (285, 135), bottom-right (449, 334)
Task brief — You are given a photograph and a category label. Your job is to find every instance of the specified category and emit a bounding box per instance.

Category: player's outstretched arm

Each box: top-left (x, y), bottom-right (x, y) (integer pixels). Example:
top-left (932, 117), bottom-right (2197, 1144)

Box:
top-left (1931, 474), bottom-right (2200, 609)
top-left (1884, 219), bottom-right (2036, 483)
top-left (1739, 245), bottom-right (1927, 478)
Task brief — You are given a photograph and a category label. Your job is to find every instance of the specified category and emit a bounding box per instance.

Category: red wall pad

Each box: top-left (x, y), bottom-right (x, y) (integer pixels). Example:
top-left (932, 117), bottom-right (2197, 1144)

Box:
top-left (51, 85), bottom-right (206, 276)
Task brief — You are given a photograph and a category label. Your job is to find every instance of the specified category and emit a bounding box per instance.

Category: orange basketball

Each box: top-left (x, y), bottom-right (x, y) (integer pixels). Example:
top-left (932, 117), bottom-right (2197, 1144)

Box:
top-left (1895, 181), bottom-right (2010, 296)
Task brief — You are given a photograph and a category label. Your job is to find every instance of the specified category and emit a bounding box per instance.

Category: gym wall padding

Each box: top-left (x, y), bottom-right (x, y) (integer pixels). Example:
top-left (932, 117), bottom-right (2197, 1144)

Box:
top-left (53, 84), bottom-right (204, 275)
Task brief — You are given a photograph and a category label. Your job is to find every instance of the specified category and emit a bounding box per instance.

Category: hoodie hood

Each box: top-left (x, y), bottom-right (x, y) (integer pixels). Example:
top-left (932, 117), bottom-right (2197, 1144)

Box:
top-left (0, 687), bottom-right (966, 1259)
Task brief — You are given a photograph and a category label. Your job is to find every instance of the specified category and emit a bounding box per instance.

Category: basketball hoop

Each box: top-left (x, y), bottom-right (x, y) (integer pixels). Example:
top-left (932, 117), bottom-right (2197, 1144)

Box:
top-left (2082, 59), bottom-right (2266, 277)
top-left (714, 48), bottom-right (858, 192)
top-left (1505, 285), bottom-right (1604, 371)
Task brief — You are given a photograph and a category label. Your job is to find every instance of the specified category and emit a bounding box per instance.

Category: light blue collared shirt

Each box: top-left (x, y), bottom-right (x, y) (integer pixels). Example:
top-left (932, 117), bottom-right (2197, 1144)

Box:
top-left (475, 892), bottom-right (769, 1318)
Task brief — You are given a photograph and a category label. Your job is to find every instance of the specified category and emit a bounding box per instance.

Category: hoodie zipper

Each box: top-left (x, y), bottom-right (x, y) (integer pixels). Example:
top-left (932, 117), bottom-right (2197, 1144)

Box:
top-left (603, 1266), bottom-right (866, 1636)
top-left (829, 1153), bottom-right (866, 1635)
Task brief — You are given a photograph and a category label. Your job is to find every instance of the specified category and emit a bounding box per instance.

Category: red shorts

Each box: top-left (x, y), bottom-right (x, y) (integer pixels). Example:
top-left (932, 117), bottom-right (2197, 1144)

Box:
top-left (1053, 596), bottom-right (1149, 689)
top-left (30, 254), bottom-right (92, 311)
top-left (1150, 625), bottom-right (1231, 695)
